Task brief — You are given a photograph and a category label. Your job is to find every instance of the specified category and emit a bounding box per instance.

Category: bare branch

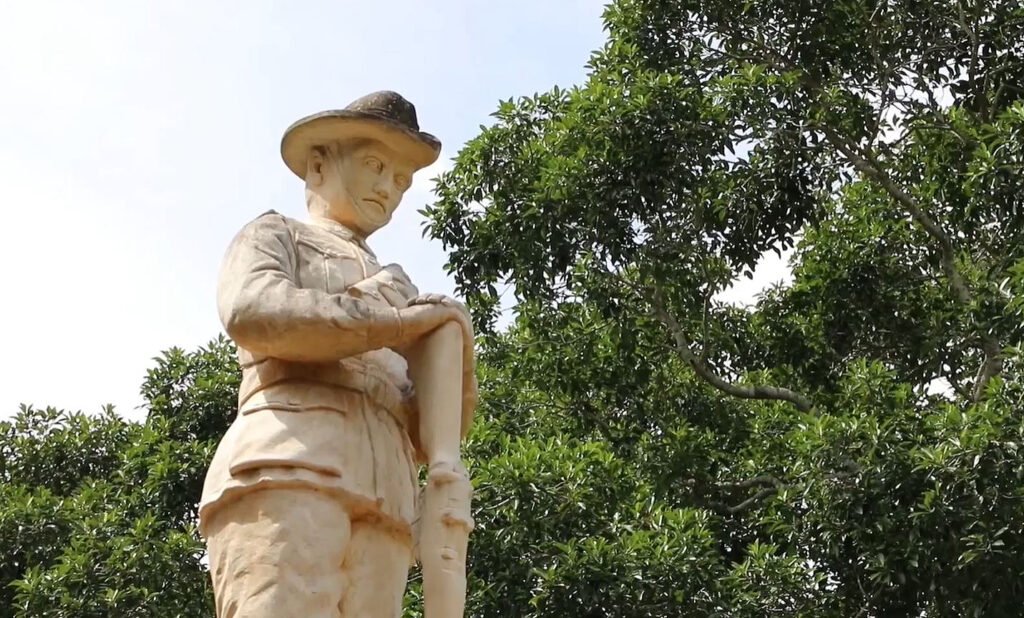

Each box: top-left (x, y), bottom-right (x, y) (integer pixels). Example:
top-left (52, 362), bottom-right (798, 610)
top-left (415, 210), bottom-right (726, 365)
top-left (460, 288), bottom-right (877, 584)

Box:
top-left (863, 2), bottom-right (895, 146)
top-left (973, 351), bottom-right (1004, 401)
top-left (955, 1), bottom-right (986, 119)
top-left (651, 287), bottom-right (814, 412)
top-left (820, 126), bottom-right (1003, 399)
top-left (945, 371), bottom-right (973, 401)
top-left (725, 487), bottom-right (780, 514)
top-left (718, 475), bottom-right (783, 490)
top-left (699, 284), bottom-right (712, 362)
top-left (692, 23), bottom-right (1004, 399)
top-left (685, 470), bottom-right (858, 515)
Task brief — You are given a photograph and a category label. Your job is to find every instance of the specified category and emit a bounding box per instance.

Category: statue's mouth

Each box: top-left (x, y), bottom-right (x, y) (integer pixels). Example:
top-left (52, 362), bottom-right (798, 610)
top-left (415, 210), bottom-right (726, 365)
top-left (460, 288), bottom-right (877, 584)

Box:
top-left (363, 198), bottom-right (386, 217)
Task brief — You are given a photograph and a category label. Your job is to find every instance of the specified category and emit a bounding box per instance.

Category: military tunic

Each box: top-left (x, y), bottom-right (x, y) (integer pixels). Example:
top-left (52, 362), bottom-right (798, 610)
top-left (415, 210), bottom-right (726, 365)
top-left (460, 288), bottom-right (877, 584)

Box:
top-left (199, 211), bottom-right (421, 539)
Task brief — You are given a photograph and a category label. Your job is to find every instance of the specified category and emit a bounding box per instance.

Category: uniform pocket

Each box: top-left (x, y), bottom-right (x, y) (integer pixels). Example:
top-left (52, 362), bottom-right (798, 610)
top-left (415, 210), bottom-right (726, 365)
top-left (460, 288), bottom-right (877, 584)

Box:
top-left (294, 233), bottom-right (365, 292)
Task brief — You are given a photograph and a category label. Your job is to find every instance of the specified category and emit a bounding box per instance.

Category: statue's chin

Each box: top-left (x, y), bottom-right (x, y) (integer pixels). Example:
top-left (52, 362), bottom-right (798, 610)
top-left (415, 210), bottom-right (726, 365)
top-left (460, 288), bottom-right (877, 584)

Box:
top-left (353, 202), bottom-right (390, 235)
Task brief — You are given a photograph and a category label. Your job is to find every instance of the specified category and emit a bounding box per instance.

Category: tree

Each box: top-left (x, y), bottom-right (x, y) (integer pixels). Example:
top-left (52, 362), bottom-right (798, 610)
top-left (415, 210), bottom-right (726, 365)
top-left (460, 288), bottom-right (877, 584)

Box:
top-left (4, 2), bottom-right (1023, 615)
top-left (0, 338), bottom-right (238, 617)
top-left (426, 0), bottom-right (1024, 615)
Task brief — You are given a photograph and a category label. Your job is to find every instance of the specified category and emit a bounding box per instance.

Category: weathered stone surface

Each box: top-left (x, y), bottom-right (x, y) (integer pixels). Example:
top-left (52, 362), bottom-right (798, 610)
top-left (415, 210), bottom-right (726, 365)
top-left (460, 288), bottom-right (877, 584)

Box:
top-left (201, 91), bottom-right (475, 618)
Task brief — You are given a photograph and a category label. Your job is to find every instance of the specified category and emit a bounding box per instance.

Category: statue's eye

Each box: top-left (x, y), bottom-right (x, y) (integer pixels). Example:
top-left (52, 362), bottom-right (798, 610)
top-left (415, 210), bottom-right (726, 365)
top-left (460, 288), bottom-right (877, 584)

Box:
top-left (364, 157), bottom-right (383, 172)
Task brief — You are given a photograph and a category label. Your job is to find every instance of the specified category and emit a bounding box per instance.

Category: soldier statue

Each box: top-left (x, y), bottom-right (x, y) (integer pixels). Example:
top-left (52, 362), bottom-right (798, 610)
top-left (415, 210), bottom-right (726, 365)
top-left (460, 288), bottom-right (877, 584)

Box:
top-left (199, 91), bottom-right (476, 618)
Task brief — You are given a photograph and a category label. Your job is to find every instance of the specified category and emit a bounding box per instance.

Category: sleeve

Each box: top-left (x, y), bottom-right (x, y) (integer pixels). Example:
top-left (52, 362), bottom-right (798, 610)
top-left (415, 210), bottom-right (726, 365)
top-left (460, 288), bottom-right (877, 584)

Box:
top-left (217, 212), bottom-right (402, 361)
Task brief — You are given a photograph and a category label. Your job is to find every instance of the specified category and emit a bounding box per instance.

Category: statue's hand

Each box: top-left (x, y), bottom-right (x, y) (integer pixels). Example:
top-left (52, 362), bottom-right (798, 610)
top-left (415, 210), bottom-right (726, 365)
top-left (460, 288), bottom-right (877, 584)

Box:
top-left (398, 299), bottom-right (478, 437)
top-left (407, 293), bottom-right (470, 319)
top-left (348, 263), bottom-right (418, 308)
top-left (408, 294), bottom-right (473, 342)
top-left (405, 294), bottom-right (477, 422)
top-left (378, 264), bottom-right (418, 306)
top-left (397, 302), bottom-right (471, 347)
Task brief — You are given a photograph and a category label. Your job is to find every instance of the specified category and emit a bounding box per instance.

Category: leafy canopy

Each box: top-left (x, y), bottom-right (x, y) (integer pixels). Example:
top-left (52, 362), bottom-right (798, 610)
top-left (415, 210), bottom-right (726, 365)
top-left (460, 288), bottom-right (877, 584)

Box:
top-left (3, 1), bottom-right (1023, 615)
top-left (424, 0), bottom-right (1024, 615)
top-left (0, 339), bottom-right (238, 617)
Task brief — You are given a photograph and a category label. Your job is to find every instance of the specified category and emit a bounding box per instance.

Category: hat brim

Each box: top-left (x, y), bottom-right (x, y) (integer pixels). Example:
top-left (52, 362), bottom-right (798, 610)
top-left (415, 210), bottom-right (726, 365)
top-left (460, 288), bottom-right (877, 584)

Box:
top-left (281, 110), bottom-right (441, 179)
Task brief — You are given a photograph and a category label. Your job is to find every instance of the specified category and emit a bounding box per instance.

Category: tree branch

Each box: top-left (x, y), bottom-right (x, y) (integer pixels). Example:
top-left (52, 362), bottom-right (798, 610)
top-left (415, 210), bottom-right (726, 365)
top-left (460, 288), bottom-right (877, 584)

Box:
top-left (944, 370), bottom-right (973, 401)
top-left (955, 0), bottom-right (986, 119)
top-left (685, 469), bottom-right (858, 515)
top-left (724, 487), bottom-right (780, 514)
top-left (820, 126), bottom-right (1003, 399)
top-left (651, 287), bottom-right (814, 412)
top-left (697, 23), bottom-right (1003, 399)
top-left (972, 347), bottom-right (1004, 401)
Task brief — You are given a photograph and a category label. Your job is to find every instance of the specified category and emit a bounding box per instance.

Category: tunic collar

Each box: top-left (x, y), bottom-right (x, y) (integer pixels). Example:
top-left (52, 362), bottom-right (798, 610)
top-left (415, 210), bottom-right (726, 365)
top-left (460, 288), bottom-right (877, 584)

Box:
top-left (309, 217), bottom-right (375, 255)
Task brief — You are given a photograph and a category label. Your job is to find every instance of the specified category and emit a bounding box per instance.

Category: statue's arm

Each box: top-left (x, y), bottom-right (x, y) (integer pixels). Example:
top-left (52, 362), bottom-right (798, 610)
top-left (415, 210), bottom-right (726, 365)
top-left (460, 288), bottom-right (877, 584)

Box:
top-left (347, 265), bottom-right (418, 305)
top-left (217, 213), bottom-right (402, 362)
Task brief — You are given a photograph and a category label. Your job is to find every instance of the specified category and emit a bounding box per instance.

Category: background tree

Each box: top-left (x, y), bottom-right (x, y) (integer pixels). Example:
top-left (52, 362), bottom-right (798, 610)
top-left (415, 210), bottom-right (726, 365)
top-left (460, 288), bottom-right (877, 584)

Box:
top-left (426, 0), bottom-right (1024, 615)
top-left (0, 338), bottom-right (238, 617)
top-left (3, 1), bottom-right (1023, 616)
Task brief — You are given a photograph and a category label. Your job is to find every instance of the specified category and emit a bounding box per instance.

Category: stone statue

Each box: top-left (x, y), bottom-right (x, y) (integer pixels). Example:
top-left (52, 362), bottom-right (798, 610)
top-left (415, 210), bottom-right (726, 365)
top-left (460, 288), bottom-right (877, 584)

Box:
top-left (199, 91), bottom-right (477, 618)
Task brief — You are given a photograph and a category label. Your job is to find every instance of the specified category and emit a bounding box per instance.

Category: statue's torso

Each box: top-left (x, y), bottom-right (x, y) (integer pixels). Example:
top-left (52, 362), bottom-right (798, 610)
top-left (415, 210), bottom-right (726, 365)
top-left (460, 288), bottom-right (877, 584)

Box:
top-left (236, 217), bottom-right (414, 416)
top-left (200, 214), bottom-right (419, 536)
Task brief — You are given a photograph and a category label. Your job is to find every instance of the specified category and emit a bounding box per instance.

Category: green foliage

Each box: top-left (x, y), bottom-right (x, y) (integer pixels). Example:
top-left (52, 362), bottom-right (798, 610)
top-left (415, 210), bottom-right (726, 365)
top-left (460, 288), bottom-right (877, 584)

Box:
top-left (422, 0), bottom-right (1024, 615)
top-left (0, 337), bottom-right (237, 616)
top-left (4, 1), bottom-right (1024, 615)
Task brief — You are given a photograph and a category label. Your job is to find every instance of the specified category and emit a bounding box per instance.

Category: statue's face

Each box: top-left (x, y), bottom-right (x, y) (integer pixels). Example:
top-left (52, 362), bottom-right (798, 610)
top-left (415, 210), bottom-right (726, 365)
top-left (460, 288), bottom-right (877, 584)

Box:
top-left (310, 139), bottom-right (415, 237)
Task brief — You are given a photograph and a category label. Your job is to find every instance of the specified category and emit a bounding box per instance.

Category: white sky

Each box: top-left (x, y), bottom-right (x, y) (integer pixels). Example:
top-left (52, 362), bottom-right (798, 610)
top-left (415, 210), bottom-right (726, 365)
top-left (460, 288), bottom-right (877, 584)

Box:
top-left (0, 0), bottom-right (789, 420)
top-left (0, 0), bottom-right (611, 418)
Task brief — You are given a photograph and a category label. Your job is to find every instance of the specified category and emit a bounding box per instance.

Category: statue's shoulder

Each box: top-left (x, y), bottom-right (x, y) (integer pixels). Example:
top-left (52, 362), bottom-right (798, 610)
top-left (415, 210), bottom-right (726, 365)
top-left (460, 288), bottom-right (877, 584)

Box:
top-left (232, 210), bottom-right (308, 251)
top-left (239, 209), bottom-right (305, 234)
top-left (249, 209), bottom-right (290, 225)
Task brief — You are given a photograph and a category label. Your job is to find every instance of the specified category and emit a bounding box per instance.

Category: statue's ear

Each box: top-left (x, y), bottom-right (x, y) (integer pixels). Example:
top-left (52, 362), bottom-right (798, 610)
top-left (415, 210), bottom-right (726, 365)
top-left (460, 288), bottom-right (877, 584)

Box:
top-left (306, 148), bottom-right (326, 187)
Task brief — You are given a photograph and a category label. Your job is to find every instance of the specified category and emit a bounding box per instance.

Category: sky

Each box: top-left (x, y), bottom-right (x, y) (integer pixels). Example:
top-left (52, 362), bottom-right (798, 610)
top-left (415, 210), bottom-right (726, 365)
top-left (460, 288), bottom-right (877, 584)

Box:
top-left (0, 1), bottom-right (789, 420)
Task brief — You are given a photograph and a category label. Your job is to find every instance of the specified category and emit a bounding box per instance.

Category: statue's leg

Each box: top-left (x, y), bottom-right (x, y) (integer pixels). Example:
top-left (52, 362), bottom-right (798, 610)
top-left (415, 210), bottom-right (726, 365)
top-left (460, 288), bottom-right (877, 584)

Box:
top-left (205, 486), bottom-right (352, 618)
top-left (338, 521), bottom-right (413, 617)
top-left (407, 320), bottom-right (473, 618)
